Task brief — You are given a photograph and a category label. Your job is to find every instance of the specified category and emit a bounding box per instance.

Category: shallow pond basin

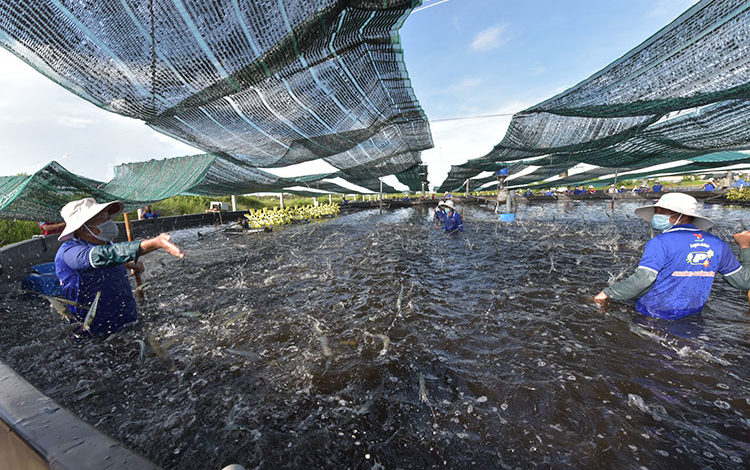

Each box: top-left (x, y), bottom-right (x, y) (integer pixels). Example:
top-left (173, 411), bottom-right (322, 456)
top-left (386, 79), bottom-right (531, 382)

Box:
top-left (1, 200), bottom-right (749, 469)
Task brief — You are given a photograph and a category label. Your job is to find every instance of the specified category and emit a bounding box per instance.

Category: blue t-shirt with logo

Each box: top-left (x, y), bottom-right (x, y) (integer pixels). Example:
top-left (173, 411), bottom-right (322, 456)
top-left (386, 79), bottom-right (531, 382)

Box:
top-left (635, 224), bottom-right (741, 319)
top-left (55, 238), bottom-right (138, 336)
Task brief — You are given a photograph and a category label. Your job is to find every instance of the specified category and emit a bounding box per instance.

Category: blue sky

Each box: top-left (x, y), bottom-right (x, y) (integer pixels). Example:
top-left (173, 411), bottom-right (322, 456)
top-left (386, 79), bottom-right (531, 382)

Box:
top-left (0, 0), bottom-right (697, 189)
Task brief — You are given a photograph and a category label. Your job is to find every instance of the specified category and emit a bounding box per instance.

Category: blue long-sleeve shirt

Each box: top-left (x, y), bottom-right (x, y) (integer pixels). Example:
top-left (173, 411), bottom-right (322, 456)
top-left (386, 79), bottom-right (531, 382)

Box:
top-left (435, 208), bottom-right (447, 226)
top-left (55, 238), bottom-right (141, 336)
top-left (445, 211), bottom-right (463, 232)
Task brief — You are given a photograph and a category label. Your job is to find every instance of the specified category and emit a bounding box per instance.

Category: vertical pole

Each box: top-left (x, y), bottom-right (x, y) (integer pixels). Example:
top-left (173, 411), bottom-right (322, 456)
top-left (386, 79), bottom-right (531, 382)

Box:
top-left (379, 178), bottom-right (383, 215)
top-left (329, 194), bottom-right (332, 204)
top-left (421, 181), bottom-right (425, 198)
top-left (123, 213), bottom-right (144, 300)
top-left (231, 195), bottom-right (237, 212)
top-left (279, 193), bottom-right (284, 209)
top-left (313, 197), bottom-right (318, 207)
top-left (465, 179), bottom-right (470, 198)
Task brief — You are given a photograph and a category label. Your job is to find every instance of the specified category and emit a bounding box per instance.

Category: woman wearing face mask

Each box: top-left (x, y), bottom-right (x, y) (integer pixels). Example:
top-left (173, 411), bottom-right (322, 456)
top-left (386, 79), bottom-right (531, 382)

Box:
top-left (593, 193), bottom-right (750, 319)
top-left (55, 198), bottom-right (184, 338)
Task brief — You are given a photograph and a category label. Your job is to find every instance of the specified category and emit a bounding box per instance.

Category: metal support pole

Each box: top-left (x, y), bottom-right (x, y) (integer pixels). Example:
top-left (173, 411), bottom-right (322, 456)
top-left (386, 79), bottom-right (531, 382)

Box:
top-left (421, 181), bottom-right (425, 198)
top-left (465, 179), bottom-right (470, 198)
top-left (313, 197), bottom-right (318, 207)
top-left (329, 194), bottom-right (332, 204)
top-left (506, 190), bottom-right (512, 213)
top-left (279, 193), bottom-right (284, 209)
top-left (231, 195), bottom-right (237, 212)
top-left (379, 179), bottom-right (383, 215)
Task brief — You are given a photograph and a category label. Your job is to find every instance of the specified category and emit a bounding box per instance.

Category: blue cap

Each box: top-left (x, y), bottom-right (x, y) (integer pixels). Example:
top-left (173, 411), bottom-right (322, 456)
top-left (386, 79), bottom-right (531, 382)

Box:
top-left (495, 168), bottom-right (508, 176)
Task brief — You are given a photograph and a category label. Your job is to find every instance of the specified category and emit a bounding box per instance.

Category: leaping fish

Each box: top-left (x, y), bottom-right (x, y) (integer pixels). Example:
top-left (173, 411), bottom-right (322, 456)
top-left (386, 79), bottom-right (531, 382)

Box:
top-left (82, 291), bottom-right (101, 331)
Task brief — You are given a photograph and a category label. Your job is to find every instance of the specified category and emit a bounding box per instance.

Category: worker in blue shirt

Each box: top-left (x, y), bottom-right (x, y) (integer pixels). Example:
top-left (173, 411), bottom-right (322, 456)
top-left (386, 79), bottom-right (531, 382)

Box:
top-left (594, 193), bottom-right (750, 319)
top-left (523, 189), bottom-right (533, 197)
top-left (55, 198), bottom-right (185, 338)
top-left (434, 204), bottom-right (447, 229)
top-left (142, 205), bottom-right (159, 219)
top-left (545, 189), bottom-right (553, 196)
top-left (703, 179), bottom-right (716, 191)
top-left (441, 200), bottom-right (463, 233)
top-left (652, 181), bottom-right (664, 192)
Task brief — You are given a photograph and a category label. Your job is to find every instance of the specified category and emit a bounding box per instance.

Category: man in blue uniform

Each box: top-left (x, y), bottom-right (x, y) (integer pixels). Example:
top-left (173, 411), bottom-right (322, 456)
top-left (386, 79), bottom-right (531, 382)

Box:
top-left (55, 198), bottom-right (185, 338)
top-left (652, 181), bottom-right (664, 192)
top-left (594, 193), bottom-right (750, 319)
top-left (441, 200), bottom-right (463, 233)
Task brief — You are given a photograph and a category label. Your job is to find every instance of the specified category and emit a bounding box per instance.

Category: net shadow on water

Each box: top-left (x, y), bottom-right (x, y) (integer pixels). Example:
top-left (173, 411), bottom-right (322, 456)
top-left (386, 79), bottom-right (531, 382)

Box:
top-left (1, 201), bottom-right (749, 469)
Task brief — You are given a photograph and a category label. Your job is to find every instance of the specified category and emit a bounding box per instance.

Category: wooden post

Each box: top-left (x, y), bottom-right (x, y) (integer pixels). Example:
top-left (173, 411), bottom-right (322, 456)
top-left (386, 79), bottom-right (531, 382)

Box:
top-left (123, 213), bottom-right (144, 300)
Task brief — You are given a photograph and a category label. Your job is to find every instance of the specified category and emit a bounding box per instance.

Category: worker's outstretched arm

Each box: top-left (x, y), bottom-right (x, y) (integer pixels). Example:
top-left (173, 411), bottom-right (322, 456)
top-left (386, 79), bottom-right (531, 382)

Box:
top-left (602, 267), bottom-right (657, 301)
top-left (723, 232), bottom-right (750, 289)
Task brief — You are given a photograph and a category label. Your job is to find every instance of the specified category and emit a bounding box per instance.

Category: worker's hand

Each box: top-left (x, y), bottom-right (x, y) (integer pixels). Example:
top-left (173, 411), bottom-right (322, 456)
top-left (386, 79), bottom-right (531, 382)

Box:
top-left (125, 260), bottom-right (145, 275)
top-left (156, 233), bottom-right (184, 258)
top-left (733, 231), bottom-right (750, 249)
top-left (593, 291), bottom-right (609, 310)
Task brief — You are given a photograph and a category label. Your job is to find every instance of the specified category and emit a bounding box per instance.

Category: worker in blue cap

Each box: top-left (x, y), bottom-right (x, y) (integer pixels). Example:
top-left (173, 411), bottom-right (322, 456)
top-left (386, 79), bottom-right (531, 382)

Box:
top-left (594, 193), bottom-right (750, 319)
top-left (440, 200), bottom-right (463, 233)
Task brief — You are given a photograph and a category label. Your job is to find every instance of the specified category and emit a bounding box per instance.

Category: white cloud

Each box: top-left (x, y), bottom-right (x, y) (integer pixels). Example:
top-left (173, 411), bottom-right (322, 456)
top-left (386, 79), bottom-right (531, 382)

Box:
top-left (445, 77), bottom-right (481, 93)
top-left (471, 25), bottom-right (510, 52)
top-left (647, 0), bottom-right (698, 19)
top-left (56, 116), bottom-right (93, 128)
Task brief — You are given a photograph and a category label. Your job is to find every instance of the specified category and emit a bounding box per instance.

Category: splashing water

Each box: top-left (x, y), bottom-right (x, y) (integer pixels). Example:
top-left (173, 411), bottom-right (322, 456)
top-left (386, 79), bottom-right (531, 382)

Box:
top-left (0, 201), bottom-right (749, 468)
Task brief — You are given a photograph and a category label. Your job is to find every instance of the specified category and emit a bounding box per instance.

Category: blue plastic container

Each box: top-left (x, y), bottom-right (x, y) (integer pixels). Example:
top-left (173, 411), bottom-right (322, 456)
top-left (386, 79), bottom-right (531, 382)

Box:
top-left (498, 213), bottom-right (516, 222)
top-left (22, 262), bottom-right (63, 297)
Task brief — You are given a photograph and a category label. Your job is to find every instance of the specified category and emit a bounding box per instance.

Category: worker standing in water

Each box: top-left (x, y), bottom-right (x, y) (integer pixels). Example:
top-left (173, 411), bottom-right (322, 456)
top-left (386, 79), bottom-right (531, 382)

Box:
top-left (55, 198), bottom-right (185, 339)
top-left (434, 203), bottom-right (447, 229)
top-left (441, 200), bottom-right (463, 233)
top-left (593, 193), bottom-right (750, 318)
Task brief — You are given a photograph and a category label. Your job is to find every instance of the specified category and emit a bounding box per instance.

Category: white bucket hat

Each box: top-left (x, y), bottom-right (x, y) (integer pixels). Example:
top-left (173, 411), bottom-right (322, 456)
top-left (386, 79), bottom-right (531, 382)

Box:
top-left (634, 193), bottom-right (714, 230)
top-left (439, 200), bottom-right (455, 210)
top-left (58, 197), bottom-right (124, 241)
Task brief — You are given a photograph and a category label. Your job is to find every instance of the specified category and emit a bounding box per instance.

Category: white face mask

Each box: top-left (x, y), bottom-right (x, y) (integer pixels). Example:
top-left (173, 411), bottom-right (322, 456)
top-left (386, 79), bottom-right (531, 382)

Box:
top-left (85, 220), bottom-right (119, 242)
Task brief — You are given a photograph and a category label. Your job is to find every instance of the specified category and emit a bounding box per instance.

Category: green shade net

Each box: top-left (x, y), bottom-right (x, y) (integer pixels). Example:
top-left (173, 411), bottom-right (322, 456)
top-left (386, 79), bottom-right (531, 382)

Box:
top-left (0, 0), bottom-right (432, 194)
top-left (522, 151), bottom-right (750, 189)
top-left (0, 156), bottom-right (409, 220)
top-left (440, 0), bottom-right (750, 191)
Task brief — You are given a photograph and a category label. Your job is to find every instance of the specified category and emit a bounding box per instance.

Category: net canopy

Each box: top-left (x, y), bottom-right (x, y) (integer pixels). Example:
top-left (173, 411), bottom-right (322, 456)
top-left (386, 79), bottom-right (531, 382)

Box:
top-left (0, 156), bottom-right (409, 221)
top-left (440, 0), bottom-right (750, 191)
top-left (521, 151), bottom-right (750, 189)
top-left (0, 0), bottom-right (432, 215)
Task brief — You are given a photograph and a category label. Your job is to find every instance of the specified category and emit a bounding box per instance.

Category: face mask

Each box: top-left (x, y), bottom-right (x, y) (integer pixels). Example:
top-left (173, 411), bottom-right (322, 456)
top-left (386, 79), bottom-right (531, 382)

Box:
top-left (85, 220), bottom-right (119, 242)
top-left (651, 214), bottom-right (674, 231)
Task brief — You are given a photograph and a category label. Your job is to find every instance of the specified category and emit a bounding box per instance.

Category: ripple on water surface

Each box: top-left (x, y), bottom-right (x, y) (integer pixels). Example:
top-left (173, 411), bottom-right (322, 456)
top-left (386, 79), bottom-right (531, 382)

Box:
top-left (1, 201), bottom-right (750, 469)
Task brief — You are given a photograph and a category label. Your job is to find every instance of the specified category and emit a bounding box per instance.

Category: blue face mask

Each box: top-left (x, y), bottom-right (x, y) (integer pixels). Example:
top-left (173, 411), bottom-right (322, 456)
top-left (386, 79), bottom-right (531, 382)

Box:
top-left (651, 213), bottom-right (674, 231)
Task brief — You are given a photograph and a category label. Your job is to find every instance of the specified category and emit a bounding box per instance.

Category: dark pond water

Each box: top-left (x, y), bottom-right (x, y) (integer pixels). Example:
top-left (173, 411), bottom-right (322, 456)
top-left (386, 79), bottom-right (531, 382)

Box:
top-left (1, 200), bottom-right (750, 469)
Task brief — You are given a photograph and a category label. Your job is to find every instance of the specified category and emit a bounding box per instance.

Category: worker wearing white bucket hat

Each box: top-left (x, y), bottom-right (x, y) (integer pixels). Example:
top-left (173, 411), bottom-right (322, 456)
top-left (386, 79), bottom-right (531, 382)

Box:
top-left (434, 201), bottom-right (447, 229)
top-left (55, 198), bottom-right (185, 339)
top-left (594, 193), bottom-right (750, 319)
top-left (439, 200), bottom-right (463, 233)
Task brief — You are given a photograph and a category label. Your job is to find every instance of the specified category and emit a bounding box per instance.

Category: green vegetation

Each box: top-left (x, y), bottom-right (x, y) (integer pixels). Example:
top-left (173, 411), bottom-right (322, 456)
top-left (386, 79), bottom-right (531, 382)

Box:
top-left (0, 219), bottom-right (41, 247)
top-left (0, 193), bottom-right (350, 247)
top-left (726, 188), bottom-right (750, 202)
